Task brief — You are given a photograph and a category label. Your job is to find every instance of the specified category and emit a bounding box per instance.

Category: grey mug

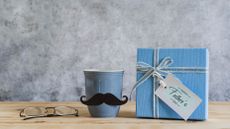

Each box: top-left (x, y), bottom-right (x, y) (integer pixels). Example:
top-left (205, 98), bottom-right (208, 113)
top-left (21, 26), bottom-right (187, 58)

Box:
top-left (81, 69), bottom-right (127, 117)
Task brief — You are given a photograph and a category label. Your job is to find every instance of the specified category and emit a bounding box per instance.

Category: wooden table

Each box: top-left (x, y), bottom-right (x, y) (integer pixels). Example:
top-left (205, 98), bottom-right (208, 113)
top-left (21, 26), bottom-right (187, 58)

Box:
top-left (0, 102), bottom-right (229, 129)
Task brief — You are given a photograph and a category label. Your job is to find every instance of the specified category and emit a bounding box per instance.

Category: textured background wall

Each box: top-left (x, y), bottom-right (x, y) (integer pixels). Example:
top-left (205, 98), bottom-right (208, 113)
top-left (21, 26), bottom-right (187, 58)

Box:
top-left (0, 0), bottom-right (230, 101)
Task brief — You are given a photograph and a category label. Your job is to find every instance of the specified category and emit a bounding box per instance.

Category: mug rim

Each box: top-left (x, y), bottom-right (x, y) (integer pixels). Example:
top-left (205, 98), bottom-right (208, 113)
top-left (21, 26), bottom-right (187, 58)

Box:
top-left (84, 69), bottom-right (124, 72)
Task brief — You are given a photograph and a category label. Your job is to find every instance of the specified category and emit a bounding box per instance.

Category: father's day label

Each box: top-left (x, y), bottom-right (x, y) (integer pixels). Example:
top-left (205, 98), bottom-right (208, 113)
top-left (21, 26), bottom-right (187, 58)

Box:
top-left (155, 73), bottom-right (202, 120)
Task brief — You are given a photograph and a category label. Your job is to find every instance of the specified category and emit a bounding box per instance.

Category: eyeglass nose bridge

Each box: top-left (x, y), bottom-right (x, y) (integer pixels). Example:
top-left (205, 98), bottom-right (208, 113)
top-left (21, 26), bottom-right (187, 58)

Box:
top-left (45, 107), bottom-right (56, 115)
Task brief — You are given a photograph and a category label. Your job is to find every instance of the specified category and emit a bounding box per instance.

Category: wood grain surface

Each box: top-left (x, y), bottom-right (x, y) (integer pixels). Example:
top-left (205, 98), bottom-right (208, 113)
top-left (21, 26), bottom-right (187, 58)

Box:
top-left (0, 102), bottom-right (229, 129)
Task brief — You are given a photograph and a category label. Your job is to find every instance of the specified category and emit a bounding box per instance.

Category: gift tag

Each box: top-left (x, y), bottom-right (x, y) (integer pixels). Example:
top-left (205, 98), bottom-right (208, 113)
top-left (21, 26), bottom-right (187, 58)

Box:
top-left (155, 73), bottom-right (202, 120)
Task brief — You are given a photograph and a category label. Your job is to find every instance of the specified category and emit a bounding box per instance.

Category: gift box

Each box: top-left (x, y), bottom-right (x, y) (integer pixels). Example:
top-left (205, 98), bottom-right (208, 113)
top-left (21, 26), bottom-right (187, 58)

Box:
top-left (135, 48), bottom-right (209, 120)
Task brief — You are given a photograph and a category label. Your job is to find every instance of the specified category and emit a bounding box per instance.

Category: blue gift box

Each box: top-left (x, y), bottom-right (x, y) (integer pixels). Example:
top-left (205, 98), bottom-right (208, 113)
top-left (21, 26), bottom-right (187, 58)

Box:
top-left (135, 48), bottom-right (209, 120)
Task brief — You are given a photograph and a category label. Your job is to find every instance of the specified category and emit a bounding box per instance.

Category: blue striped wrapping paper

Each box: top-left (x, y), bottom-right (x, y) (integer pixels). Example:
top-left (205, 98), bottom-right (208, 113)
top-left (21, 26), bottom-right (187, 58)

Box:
top-left (136, 48), bottom-right (209, 120)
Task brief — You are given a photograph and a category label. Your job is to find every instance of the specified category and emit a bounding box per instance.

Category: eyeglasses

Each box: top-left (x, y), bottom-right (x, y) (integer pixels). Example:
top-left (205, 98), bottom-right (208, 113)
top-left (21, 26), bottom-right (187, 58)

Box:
top-left (20, 106), bottom-right (78, 120)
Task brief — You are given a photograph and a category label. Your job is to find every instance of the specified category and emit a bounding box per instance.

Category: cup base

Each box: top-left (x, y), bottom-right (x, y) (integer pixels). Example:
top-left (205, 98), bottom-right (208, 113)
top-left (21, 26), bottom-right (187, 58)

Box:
top-left (88, 105), bottom-right (120, 118)
top-left (90, 114), bottom-right (118, 118)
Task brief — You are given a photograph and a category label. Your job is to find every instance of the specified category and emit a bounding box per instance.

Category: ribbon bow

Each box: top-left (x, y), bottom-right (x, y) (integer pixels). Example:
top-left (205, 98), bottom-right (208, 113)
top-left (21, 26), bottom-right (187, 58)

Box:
top-left (130, 57), bottom-right (173, 99)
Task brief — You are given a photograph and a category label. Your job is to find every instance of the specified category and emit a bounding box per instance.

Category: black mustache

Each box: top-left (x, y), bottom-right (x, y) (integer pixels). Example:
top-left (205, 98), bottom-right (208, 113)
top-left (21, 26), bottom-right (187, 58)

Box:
top-left (80, 93), bottom-right (128, 106)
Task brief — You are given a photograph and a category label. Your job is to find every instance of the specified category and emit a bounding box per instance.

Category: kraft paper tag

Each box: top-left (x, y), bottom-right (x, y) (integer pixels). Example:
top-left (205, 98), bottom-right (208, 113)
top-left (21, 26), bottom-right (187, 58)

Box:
top-left (155, 73), bottom-right (202, 120)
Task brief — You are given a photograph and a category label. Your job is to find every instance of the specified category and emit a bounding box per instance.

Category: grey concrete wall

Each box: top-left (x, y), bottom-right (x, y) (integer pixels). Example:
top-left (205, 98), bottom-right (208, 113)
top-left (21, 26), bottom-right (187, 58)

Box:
top-left (0, 0), bottom-right (230, 101)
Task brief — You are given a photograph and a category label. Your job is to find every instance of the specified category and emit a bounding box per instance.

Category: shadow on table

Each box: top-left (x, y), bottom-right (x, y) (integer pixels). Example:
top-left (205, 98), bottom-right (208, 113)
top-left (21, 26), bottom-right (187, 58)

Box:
top-left (118, 111), bottom-right (136, 118)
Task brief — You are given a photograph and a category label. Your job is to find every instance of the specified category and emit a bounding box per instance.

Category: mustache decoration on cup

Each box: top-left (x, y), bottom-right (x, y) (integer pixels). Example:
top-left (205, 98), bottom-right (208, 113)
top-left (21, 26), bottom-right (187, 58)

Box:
top-left (80, 93), bottom-right (128, 106)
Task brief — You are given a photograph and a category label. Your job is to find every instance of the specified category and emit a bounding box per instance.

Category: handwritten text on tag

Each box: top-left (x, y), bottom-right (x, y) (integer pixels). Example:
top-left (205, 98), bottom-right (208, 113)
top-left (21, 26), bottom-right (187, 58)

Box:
top-left (155, 73), bottom-right (202, 120)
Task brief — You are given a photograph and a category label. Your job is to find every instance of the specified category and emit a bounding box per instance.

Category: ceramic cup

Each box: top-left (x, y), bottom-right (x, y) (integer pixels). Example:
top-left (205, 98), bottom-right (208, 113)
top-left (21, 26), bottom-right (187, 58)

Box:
top-left (81, 69), bottom-right (127, 117)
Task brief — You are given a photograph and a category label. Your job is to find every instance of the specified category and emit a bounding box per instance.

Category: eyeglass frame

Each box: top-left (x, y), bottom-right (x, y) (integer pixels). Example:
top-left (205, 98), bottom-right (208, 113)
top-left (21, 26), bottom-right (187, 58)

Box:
top-left (19, 106), bottom-right (79, 120)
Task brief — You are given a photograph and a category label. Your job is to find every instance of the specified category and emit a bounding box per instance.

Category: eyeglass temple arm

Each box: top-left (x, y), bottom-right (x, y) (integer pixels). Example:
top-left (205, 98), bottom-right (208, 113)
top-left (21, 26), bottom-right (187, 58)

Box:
top-left (22, 115), bottom-right (48, 120)
top-left (75, 109), bottom-right (79, 116)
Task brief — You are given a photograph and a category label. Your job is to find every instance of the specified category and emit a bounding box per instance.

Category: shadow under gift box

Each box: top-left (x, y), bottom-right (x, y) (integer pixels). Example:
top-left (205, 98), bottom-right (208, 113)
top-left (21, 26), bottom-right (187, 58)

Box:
top-left (136, 48), bottom-right (209, 120)
top-left (83, 70), bottom-right (124, 117)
